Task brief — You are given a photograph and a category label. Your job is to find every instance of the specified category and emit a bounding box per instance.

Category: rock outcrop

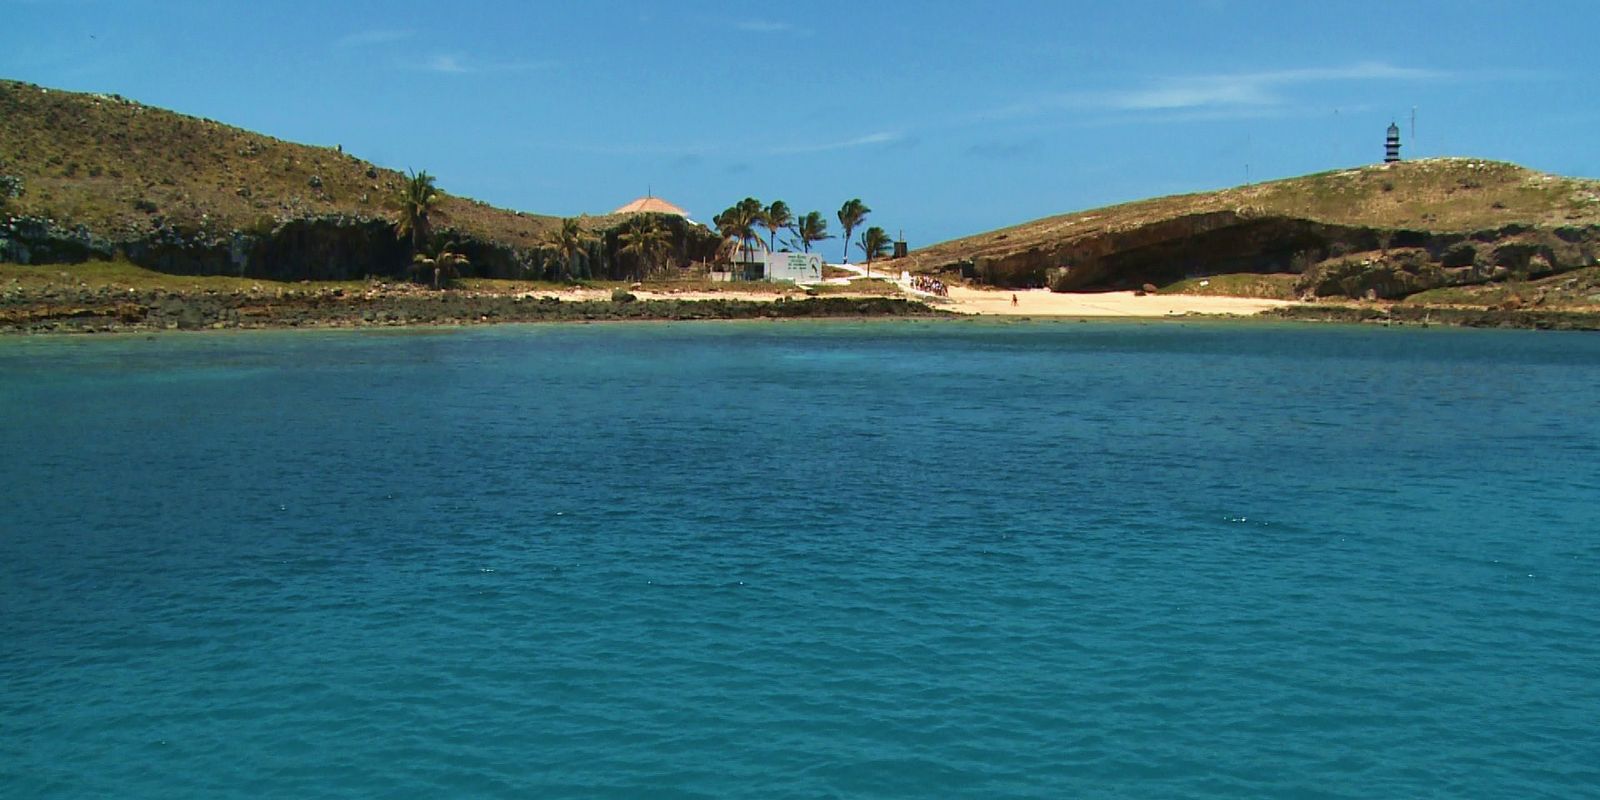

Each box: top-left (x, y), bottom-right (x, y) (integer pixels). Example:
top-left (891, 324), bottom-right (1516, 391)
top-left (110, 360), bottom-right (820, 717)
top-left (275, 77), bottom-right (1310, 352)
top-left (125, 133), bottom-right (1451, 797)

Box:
top-left (903, 160), bottom-right (1600, 300)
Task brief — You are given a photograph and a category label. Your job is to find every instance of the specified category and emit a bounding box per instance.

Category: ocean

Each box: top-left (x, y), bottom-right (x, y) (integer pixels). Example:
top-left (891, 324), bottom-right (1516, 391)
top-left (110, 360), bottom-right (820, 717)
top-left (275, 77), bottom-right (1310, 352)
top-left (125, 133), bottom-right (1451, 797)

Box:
top-left (2, 320), bottom-right (1597, 798)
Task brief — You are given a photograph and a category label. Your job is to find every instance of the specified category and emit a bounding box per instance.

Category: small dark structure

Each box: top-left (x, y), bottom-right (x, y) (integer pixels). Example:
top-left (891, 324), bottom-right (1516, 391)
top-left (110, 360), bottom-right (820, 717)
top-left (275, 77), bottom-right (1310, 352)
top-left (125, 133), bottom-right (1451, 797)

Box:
top-left (892, 240), bottom-right (908, 259)
top-left (1385, 122), bottom-right (1402, 163)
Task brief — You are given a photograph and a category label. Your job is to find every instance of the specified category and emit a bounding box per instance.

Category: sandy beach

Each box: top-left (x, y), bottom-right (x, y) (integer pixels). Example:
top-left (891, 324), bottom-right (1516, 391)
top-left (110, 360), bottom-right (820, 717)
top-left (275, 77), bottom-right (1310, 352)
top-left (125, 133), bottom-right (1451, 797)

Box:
top-left (527, 285), bottom-right (1291, 317)
top-left (544, 284), bottom-right (1293, 317)
top-left (933, 287), bottom-right (1294, 317)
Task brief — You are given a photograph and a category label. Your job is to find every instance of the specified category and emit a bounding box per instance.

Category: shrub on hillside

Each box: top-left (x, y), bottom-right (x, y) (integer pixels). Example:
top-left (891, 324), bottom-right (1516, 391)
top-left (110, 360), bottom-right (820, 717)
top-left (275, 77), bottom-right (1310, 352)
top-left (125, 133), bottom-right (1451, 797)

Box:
top-left (0, 174), bottom-right (23, 209)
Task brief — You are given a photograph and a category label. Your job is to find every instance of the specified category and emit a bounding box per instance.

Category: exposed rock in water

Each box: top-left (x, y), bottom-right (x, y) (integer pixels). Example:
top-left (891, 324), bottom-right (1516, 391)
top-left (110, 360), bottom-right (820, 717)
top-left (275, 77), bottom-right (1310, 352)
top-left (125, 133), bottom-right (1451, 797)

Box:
top-left (0, 290), bottom-right (941, 334)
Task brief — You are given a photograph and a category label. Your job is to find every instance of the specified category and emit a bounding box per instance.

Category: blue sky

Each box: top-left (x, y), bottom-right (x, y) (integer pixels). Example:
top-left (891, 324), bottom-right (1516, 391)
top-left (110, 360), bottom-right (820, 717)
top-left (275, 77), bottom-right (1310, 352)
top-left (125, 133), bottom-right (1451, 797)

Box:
top-left (5, 0), bottom-right (1598, 244)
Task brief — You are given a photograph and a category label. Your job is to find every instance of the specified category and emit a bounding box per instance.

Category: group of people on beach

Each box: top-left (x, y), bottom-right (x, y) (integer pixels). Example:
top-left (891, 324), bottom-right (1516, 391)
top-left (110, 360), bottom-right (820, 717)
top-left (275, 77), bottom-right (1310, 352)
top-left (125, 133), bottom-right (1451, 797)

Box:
top-left (911, 275), bottom-right (949, 297)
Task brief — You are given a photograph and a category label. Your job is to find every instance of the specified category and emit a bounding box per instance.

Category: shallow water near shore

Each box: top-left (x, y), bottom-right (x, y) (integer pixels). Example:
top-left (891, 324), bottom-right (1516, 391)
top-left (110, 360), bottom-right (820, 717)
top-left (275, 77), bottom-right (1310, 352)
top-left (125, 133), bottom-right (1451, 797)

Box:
top-left (3, 320), bottom-right (1599, 798)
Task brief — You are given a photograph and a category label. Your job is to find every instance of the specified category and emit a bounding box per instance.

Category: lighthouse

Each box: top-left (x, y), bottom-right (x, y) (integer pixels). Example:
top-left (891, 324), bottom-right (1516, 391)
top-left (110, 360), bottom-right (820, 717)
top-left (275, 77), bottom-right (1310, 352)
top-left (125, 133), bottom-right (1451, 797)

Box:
top-left (1385, 122), bottom-right (1402, 163)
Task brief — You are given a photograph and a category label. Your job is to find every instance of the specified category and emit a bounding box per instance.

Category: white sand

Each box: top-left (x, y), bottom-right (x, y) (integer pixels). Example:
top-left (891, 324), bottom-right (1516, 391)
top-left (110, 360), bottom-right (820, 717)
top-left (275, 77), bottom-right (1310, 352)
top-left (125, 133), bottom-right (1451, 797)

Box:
top-left (934, 287), bottom-right (1293, 317)
top-left (533, 284), bottom-right (1292, 318)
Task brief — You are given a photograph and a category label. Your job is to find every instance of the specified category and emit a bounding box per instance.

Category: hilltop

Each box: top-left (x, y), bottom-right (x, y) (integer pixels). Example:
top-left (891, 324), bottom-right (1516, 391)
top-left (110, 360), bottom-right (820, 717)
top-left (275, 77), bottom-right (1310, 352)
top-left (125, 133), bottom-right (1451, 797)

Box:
top-left (0, 79), bottom-right (716, 280)
top-left (904, 160), bottom-right (1600, 301)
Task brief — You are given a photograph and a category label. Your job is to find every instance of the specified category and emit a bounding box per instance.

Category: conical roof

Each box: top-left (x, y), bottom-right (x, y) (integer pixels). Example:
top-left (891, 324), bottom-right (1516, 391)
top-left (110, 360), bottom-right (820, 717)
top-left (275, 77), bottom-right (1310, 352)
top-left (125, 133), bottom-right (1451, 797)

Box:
top-left (612, 196), bottom-right (690, 216)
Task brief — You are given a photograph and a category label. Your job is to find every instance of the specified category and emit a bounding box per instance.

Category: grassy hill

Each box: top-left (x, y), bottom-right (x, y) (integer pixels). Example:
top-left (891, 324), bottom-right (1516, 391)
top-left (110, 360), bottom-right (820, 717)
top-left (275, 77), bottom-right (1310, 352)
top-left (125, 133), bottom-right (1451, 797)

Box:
top-left (0, 79), bottom-right (715, 280)
top-left (904, 160), bottom-right (1600, 300)
top-left (0, 79), bottom-right (560, 244)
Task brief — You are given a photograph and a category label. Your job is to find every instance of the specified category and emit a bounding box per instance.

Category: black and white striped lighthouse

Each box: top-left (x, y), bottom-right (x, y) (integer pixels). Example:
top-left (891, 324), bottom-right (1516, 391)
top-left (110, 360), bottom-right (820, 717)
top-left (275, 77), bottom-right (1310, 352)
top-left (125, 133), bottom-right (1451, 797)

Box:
top-left (1384, 122), bottom-right (1402, 163)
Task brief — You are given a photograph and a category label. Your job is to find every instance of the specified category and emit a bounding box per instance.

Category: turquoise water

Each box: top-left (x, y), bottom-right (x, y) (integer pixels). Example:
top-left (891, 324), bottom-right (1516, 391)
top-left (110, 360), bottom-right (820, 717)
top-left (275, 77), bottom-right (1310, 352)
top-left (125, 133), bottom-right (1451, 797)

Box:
top-left (2, 320), bottom-right (1598, 798)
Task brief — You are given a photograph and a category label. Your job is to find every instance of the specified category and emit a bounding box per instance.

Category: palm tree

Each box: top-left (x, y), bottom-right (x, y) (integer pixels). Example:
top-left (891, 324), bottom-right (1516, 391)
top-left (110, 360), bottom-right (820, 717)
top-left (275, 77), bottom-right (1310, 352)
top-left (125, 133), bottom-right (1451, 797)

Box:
top-left (618, 215), bottom-right (673, 280)
top-left (713, 198), bottom-right (764, 276)
top-left (712, 208), bottom-right (744, 274)
top-left (392, 170), bottom-right (444, 254)
top-left (762, 200), bottom-right (792, 253)
top-left (736, 197), bottom-right (764, 260)
top-left (792, 211), bottom-right (831, 253)
top-left (837, 198), bottom-right (870, 264)
top-left (856, 226), bottom-right (891, 274)
top-left (412, 245), bottom-right (469, 289)
top-left (545, 217), bottom-right (592, 281)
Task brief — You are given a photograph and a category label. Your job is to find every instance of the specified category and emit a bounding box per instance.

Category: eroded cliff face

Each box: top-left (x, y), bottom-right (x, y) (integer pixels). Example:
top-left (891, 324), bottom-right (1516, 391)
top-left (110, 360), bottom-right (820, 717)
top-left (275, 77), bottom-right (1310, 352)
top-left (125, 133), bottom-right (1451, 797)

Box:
top-left (0, 212), bottom-right (721, 282)
top-left (920, 209), bottom-right (1600, 300)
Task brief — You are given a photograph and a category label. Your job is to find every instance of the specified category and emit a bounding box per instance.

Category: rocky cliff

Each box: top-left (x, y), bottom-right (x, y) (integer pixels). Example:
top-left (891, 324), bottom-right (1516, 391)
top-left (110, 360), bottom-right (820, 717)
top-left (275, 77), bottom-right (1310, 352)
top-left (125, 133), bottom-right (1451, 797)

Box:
top-left (903, 160), bottom-right (1600, 300)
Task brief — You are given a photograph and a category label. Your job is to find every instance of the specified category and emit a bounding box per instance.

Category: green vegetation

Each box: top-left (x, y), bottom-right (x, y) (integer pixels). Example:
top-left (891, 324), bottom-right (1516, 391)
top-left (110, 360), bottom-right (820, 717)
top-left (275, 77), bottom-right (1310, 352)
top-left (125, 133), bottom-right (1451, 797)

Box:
top-left (793, 211), bottom-right (831, 253)
top-left (617, 215), bottom-right (672, 279)
top-left (0, 170), bottom-right (21, 212)
top-left (1401, 266), bottom-right (1600, 309)
top-left (837, 198), bottom-right (870, 263)
top-left (856, 226), bottom-right (892, 273)
top-left (411, 246), bottom-right (469, 289)
top-left (391, 170), bottom-right (443, 255)
top-left (809, 277), bottom-right (900, 296)
top-left (712, 198), bottom-right (765, 267)
top-left (1161, 274), bottom-right (1300, 299)
top-left (544, 217), bottom-right (593, 281)
top-left (762, 200), bottom-right (791, 253)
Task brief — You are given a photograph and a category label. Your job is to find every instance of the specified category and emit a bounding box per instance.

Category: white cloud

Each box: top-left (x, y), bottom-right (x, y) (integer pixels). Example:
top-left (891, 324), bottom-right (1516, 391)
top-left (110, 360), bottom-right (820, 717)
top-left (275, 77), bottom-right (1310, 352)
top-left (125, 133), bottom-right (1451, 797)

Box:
top-left (968, 61), bottom-right (1448, 123)
top-left (336, 29), bottom-right (413, 48)
top-left (530, 130), bottom-right (906, 158)
top-left (765, 131), bottom-right (905, 155)
top-left (419, 54), bottom-right (554, 75)
top-left (1106, 62), bottom-right (1446, 111)
top-left (735, 20), bottom-right (793, 33)
top-left (425, 55), bottom-right (468, 74)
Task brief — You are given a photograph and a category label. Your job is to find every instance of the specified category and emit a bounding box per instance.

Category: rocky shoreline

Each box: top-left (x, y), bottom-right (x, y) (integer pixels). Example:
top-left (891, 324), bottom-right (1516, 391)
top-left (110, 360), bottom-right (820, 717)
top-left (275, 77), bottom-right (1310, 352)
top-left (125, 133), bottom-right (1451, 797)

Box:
top-left (0, 286), bottom-right (940, 334)
top-left (1266, 303), bottom-right (1600, 331)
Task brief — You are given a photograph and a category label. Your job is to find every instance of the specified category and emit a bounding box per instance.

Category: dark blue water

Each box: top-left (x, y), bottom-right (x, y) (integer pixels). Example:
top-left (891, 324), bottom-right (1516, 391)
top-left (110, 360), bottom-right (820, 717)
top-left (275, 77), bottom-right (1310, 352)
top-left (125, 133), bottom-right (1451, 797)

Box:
top-left (3, 321), bottom-right (1598, 798)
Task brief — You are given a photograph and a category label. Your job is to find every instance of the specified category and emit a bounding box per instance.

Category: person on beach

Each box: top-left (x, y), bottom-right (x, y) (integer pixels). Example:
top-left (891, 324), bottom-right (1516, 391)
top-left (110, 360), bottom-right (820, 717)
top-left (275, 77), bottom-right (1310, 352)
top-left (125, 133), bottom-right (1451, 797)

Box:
top-left (1011, 293), bottom-right (1018, 307)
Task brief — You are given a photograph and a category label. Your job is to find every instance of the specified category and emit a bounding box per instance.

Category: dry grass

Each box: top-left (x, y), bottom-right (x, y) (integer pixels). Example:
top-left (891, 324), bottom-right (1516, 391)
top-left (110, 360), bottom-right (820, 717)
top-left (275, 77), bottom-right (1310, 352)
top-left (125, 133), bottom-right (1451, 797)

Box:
top-left (0, 79), bottom-right (564, 245)
top-left (1161, 273), bottom-right (1300, 299)
top-left (808, 278), bottom-right (902, 296)
top-left (902, 159), bottom-right (1600, 273)
top-left (0, 259), bottom-right (368, 292)
top-left (1401, 266), bottom-right (1600, 309)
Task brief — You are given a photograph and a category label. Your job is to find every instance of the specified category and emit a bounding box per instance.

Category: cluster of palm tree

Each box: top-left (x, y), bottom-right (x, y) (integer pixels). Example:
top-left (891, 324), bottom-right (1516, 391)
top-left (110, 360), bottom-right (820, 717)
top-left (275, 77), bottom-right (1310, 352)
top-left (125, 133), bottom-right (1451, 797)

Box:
top-left (712, 198), bottom-right (769, 267)
top-left (390, 171), bottom-right (893, 285)
top-left (412, 247), bottom-right (469, 289)
top-left (709, 197), bottom-right (885, 272)
top-left (545, 217), bottom-right (593, 280)
top-left (391, 170), bottom-right (473, 288)
top-left (617, 214), bottom-right (673, 278)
